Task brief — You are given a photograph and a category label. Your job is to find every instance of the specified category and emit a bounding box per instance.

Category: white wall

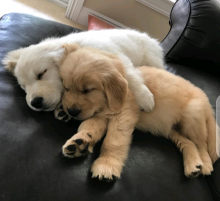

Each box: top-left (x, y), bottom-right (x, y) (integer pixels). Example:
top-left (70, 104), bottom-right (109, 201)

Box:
top-left (83, 0), bottom-right (170, 41)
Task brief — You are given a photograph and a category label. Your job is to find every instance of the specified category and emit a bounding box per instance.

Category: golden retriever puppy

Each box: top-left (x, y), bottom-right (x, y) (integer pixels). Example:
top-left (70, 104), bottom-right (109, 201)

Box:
top-left (59, 44), bottom-right (219, 181)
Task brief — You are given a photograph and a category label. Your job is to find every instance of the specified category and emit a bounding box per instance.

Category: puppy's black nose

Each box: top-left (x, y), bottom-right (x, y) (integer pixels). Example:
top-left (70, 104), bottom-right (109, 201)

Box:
top-left (67, 108), bottom-right (81, 117)
top-left (31, 97), bottom-right (43, 109)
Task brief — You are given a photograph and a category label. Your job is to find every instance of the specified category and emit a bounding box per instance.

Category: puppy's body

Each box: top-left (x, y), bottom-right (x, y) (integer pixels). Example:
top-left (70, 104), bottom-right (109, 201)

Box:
top-left (2, 29), bottom-right (163, 113)
top-left (137, 67), bottom-right (219, 175)
top-left (60, 45), bottom-right (219, 180)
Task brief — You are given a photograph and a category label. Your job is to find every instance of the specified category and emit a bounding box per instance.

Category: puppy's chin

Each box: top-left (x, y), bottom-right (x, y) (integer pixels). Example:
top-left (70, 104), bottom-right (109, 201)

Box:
top-left (44, 105), bottom-right (57, 111)
top-left (74, 115), bottom-right (93, 121)
top-left (27, 102), bottom-right (58, 112)
top-left (73, 111), bottom-right (96, 121)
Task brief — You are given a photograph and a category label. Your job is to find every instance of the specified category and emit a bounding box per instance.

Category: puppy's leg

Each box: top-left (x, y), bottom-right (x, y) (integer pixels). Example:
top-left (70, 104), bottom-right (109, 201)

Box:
top-left (197, 146), bottom-right (213, 175)
top-left (169, 130), bottom-right (203, 178)
top-left (54, 102), bottom-right (72, 122)
top-left (119, 55), bottom-right (154, 112)
top-left (183, 118), bottom-right (213, 176)
top-left (62, 118), bottom-right (108, 158)
top-left (91, 112), bottom-right (138, 181)
top-left (181, 103), bottom-right (214, 176)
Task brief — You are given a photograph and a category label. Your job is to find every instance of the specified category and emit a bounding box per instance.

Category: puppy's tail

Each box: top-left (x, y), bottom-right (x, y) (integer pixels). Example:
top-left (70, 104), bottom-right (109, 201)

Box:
top-left (206, 111), bottom-right (219, 164)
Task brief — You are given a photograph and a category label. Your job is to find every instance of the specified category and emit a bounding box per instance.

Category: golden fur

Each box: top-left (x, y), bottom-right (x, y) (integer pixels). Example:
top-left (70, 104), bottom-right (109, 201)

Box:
top-left (59, 44), bottom-right (219, 180)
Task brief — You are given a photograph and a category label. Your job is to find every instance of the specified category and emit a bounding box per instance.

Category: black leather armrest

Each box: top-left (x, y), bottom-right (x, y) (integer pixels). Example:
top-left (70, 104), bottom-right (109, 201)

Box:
top-left (0, 13), bottom-right (82, 55)
top-left (161, 0), bottom-right (220, 75)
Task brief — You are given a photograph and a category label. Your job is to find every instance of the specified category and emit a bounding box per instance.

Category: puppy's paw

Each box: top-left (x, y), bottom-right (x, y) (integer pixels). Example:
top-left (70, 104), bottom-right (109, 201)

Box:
top-left (62, 131), bottom-right (94, 158)
top-left (137, 86), bottom-right (155, 112)
top-left (91, 157), bottom-right (121, 182)
top-left (54, 102), bottom-right (71, 122)
top-left (184, 162), bottom-right (203, 178)
top-left (201, 163), bottom-right (213, 176)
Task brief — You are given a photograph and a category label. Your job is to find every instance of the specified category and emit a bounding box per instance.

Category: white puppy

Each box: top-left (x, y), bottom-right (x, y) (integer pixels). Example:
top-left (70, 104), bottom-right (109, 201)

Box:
top-left (2, 29), bottom-right (164, 114)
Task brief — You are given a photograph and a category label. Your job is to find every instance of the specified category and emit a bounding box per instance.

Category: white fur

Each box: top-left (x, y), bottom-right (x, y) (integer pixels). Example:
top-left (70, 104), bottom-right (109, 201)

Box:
top-left (2, 29), bottom-right (164, 111)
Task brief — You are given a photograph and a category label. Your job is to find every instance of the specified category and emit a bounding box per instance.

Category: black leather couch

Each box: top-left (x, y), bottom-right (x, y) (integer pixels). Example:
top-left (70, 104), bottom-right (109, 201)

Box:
top-left (0, 0), bottom-right (219, 200)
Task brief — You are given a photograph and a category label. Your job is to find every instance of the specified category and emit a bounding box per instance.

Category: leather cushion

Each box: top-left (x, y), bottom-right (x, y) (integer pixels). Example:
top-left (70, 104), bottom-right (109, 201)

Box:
top-left (0, 12), bottom-right (81, 55)
top-left (0, 13), bottom-right (216, 201)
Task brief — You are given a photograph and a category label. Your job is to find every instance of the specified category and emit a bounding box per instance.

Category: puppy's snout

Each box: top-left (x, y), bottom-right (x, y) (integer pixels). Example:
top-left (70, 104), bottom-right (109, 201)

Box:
top-left (67, 108), bottom-right (81, 117)
top-left (31, 97), bottom-right (43, 109)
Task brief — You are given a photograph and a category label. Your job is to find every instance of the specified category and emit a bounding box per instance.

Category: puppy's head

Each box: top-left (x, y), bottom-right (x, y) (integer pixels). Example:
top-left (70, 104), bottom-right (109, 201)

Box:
top-left (60, 44), bottom-right (128, 121)
top-left (2, 43), bottom-right (65, 111)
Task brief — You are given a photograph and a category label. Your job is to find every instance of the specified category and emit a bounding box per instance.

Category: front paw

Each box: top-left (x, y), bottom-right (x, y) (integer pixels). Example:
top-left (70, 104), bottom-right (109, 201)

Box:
top-left (62, 131), bottom-right (94, 158)
top-left (138, 86), bottom-right (155, 112)
top-left (91, 157), bottom-right (122, 182)
top-left (54, 102), bottom-right (72, 122)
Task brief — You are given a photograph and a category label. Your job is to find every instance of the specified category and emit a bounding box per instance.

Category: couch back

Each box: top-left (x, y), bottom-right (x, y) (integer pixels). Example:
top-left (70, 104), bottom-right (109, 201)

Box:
top-left (161, 0), bottom-right (220, 75)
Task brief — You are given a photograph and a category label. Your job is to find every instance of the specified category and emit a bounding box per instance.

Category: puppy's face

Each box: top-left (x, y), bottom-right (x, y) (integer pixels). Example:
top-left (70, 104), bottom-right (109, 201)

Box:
top-left (3, 44), bottom-right (64, 111)
top-left (60, 44), bottom-right (128, 121)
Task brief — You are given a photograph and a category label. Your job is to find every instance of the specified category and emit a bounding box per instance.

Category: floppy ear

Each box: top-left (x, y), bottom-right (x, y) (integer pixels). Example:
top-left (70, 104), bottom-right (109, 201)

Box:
top-left (2, 48), bottom-right (24, 75)
top-left (62, 43), bottom-right (80, 55)
top-left (103, 71), bottom-right (128, 112)
top-left (58, 43), bottom-right (81, 65)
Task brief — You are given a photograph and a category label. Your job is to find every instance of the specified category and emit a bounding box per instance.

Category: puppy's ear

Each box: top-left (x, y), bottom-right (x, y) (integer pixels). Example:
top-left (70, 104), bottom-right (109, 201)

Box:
top-left (103, 71), bottom-right (128, 112)
top-left (2, 48), bottom-right (24, 75)
top-left (62, 43), bottom-right (80, 55)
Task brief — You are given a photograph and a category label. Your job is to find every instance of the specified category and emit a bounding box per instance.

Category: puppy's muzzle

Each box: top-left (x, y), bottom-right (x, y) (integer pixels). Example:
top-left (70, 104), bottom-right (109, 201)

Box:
top-left (67, 108), bottom-right (81, 117)
top-left (31, 96), bottom-right (43, 109)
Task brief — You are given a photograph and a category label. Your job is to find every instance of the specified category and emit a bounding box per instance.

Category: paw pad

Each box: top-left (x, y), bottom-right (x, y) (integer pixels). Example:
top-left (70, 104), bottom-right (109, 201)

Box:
top-left (61, 115), bottom-right (70, 121)
top-left (66, 145), bottom-right (76, 152)
top-left (75, 139), bottom-right (83, 145)
top-left (189, 170), bottom-right (200, 178)
top-left (186, 164), bottom-right (202, 178)
top-left (54, 102), bottom-right (72, 122)
top-left (58, 111), bottom-right (66, 117)
top-left (94, 174), bottom-right (117, 182)
top-left (63, 138), bottom-right (91, 158)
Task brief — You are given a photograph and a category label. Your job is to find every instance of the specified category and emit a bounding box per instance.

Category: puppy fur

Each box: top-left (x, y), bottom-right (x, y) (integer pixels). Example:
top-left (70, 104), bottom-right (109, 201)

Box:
top-left (60, 44), bottom-right (219, 180)
top-left (2, 29), bottom-right (164, 113)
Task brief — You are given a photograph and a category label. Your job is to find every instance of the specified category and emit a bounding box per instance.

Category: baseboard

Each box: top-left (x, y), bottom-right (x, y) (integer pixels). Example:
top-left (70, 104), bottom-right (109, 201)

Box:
top-left (76, 7), bottom-right (128, 29)
top-left (47, 0), bottom-right (68, 8)
top-left (136, 0), bottom-right (173, 17)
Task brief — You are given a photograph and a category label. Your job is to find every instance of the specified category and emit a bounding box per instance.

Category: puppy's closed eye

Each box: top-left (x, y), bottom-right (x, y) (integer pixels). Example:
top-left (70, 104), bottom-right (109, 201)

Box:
top-left (37, 69), bottom-right (47, 80)
top-left (82, 88), bottom-right (94, 94)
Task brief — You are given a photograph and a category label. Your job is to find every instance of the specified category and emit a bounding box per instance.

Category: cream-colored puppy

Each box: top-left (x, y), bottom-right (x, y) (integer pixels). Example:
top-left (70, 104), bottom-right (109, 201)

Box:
top-left (60, 44), bottom-right (219, 181)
